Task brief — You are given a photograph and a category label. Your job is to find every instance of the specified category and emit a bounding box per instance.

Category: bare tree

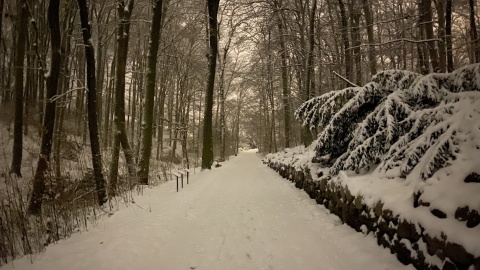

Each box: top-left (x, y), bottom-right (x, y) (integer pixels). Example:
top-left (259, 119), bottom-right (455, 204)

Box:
top-left (445, 0), bottom-right (454, 71)
top-left (110, 0), bottom-right (137, 196)
top-left (274, 0), bottom-right (291, 148)
top-left (77, 0), bottom-right (107, 205)
top-left (362, 0), bottom-right (376, 76)
top-left (469, 0), bottom-right (480, 62)
top-left (10, 0), bottom-right (29, 177)
top-left (139, 0), bottom-right (164, 183)
top-left (27, 0), bottom-right (61, 215)
top-left (201, 0), bottom-right (220, 169)
top-left (420, 0), bottom-right (440, 71)
top-left (338, 0), bottom-right (353, 84)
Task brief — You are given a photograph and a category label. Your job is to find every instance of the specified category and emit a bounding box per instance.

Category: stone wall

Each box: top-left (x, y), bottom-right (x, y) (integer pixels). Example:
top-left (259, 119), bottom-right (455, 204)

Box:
top-left (266, 161), bottom-right (480, 270)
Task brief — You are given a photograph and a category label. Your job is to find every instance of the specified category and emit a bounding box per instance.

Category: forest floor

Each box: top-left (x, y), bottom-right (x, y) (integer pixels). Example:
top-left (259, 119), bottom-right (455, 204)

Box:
top-left (3, 150), bottom-right (412, 270)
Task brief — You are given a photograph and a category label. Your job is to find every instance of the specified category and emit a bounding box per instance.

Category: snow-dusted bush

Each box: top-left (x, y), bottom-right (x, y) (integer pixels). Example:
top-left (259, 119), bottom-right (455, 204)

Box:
top-left (296, 64), bottom-right (480, 182)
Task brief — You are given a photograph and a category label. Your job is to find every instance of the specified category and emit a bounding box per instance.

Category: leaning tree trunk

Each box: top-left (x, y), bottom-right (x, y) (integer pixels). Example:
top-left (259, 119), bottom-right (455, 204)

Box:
top-left (27, 0), bottom-right (61, 215)
top-left (110, 0), bottom-right (137, 197)
top-left (10, 0), bottom-right (29, 177)
top-left (77, 0), bottom-right (107, 206)
top-left (138, 0), bottom-right (163, 184)
top-left (201, 0), bottom-right (220, 169)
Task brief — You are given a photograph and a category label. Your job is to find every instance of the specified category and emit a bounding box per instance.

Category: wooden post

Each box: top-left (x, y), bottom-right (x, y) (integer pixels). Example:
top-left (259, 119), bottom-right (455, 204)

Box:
top-left (173, 172), bottom-right (180, 192)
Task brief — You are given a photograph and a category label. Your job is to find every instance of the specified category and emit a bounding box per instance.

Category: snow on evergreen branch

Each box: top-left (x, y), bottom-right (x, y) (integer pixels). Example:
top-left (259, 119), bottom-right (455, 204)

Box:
top-left (300, 70), bottom-right (420, 166)
top-left (298, 64), bottom-right (480, 183)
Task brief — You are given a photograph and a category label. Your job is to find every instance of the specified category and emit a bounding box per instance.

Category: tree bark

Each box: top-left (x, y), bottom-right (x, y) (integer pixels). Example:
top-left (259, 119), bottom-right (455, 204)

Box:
top-left (0, 0), bottom-right (4, 48)
top-left (361, 0), bottom-right (376, 76)
top-left (349, 0), bottom-right (362, 85)
top-left (417, 1), bottom-right (429, 74)
top-left (445, 0), bottom-right (454, 71)
top-left (10, 0), bottom-right (29, 177)
top-left (77, 0), bottom-right (107, 206)
top-left (469, 0), bottom-right (480, 63)
top-left (302, 0), bottom-right (316, 146)
top-left (421, 0), bottom-right (440, 71)
top-left (338, 0), bottom-right (353, 85)
top-left (27, 0), bottom-right (61, 215)
top-left (201, 0), bottom-right (220, 169)
top-left (110, 0), bottom-right (137, 196)
top-left (436, 0), bottom-right (447, 72)
top-left (138, 0), bottom-right (164, 183)
top-left (275, 1), bottom-right (291, 149)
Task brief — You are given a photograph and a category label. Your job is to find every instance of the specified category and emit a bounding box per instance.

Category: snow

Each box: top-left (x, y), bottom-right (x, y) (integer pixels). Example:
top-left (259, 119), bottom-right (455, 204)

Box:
top-left (3, 150), bottom-right (409, 270)
top-left (265, 145), bottom-right (480, 261)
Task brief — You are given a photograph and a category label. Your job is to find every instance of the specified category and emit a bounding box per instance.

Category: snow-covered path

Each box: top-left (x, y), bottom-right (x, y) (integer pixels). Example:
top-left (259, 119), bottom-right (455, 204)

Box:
top-left (5, 150), bottom-right (411, 270)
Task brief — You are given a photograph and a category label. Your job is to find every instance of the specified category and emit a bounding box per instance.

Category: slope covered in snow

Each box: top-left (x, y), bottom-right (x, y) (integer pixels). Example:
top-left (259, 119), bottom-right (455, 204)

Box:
top-left (3, 150), bottom-right (410, 270)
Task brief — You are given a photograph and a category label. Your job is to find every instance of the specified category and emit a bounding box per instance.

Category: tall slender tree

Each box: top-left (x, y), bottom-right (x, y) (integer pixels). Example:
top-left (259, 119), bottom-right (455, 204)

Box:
top-left (338, 0), bottom-right (353, 84)
top-left (469, 0), bottom-right (480, 62)
top-left (437, 0), bottom-right (447, 72)
top-left (110, 0), bottom-right (137, 196)
top-left (445, 0), bottom-right (454, 71)
top-left (201, 0), bottom-right (220, 169)
top-left (27, 0), bottom-right (61, 215)
top-left (77, 0), bottom-right (107, 205)
top-left (0, 0), bottom-right (4, 48)
top-left (10, 0), bottom-right (29, 177)
top-left (420, 0), bottom-right (440, 71)
top-left (362, 0), bottom-right (376, 76)
top-left (302, 0), bottom-right (316, 146)
top-left (138, 0), bottom-right (164, 183)
top-left (275, 0), bottom-right (291, 148)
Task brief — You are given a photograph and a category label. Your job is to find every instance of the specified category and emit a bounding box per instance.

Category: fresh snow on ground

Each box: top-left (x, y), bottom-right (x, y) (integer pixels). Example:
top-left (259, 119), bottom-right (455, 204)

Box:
top-left (3, 150), bottom-right (411, 270)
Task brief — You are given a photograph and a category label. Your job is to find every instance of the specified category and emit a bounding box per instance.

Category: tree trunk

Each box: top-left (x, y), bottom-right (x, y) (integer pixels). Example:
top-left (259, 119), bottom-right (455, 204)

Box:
top-left (218, 13), bottom-right (236, 161)
top-left (77, 0), bottom-right (107, 206)
top-left (103, 51), bottom-right (115, 148)
top-left (138, 0), bottom-right (164, 183)
top-left (338, 0), bottom-right (353, 84)
top-left (110, 0), bottom-right (137, 195)
top-left (302, 0), bottom-right (316, 146)
top-left (436, 0), bottom-right (447, 72)
top-left (27, 0), bottom-right (61, 215)
top-left (275, 1), bottom-right (291, 149)
top-left (417, 1), bottom-right (429, 74)
top-left (10, 0), bottom-right (29, 177)
top-left (421, 0), bottom-right (440, 71)
top-left (469, 0), bottom-right (480, 63)
top-left (445, 0), bottom-right (453, 71)
top-left (0, 0), bottom-right (4, 48)
top-left (361, 0), bottom-right (376, 77)
top-left (201, 0), bottom-right (220, 169)
top-left (350, 0), bottom-right (362, 85)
